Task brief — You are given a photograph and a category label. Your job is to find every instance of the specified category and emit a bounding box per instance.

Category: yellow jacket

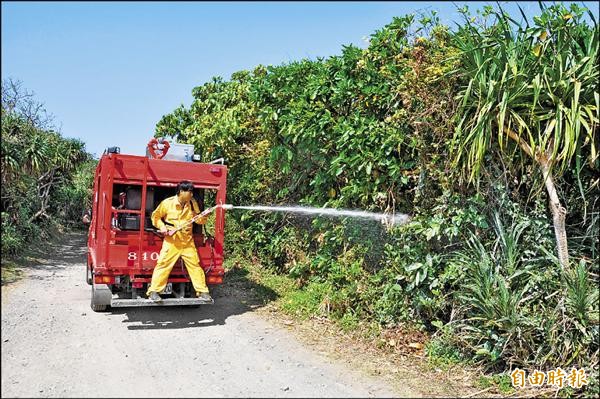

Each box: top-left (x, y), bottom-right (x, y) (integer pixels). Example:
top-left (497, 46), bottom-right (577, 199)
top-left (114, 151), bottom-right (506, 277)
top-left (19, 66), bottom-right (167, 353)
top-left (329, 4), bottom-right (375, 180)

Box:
top-left (151, 195), bottom-right (207, 246)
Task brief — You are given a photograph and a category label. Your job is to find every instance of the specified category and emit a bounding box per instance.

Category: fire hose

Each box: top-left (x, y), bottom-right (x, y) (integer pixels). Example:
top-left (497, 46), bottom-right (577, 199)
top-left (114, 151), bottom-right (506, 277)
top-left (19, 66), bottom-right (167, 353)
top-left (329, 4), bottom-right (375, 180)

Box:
top-left (164, 204), bottom-right (232, 236)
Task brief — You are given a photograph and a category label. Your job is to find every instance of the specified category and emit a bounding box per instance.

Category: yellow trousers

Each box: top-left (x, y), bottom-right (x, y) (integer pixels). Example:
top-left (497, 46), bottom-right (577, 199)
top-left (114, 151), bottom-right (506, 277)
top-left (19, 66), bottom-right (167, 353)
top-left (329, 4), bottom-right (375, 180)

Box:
top-left (146, 243), bottom-right (209, 295)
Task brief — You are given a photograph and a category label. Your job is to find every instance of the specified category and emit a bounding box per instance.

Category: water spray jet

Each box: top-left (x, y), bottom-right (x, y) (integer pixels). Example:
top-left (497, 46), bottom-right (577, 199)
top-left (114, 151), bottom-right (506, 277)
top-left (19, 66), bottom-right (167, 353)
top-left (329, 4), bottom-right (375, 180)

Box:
top-left (215, 204), bottom-right (410, 226)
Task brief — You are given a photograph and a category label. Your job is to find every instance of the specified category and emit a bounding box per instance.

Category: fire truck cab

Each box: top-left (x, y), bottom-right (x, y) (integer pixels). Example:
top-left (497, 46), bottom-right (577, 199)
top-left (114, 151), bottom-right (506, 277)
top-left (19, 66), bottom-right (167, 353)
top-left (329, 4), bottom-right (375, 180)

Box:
top-left (85, 140), bottom-right (227, 311)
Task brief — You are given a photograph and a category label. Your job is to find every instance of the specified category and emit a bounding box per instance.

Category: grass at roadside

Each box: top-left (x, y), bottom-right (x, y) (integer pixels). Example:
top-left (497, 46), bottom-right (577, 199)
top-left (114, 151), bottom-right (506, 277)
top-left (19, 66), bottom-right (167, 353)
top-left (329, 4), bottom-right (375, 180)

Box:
top-left (224, 255), bottom-right (296, 303)
top-left (475, 374), bottom-right (515, 396)
top-left (1, 259), bottom-right (25, 285)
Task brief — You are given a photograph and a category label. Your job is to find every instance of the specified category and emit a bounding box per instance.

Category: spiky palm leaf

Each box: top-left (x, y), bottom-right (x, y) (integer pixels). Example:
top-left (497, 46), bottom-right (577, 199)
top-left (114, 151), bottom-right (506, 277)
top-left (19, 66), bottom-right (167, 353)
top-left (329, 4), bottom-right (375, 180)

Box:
top-left (450, 3), bottom-right (599, 269)
top-left (452, 4), bottom-right (598, 181)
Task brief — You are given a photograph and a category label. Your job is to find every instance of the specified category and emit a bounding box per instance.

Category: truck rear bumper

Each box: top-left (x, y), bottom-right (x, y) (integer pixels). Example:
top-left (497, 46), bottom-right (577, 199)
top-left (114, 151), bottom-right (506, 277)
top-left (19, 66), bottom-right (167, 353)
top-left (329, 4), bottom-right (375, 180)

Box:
top-left (111, 297), bottom-right (214, 307)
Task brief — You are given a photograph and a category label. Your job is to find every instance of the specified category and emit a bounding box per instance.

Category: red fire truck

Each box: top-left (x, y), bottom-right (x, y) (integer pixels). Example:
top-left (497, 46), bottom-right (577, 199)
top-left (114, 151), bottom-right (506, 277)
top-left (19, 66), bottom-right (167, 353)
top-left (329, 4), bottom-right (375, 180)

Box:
top-left (85, 139), bottom-right (227, 311)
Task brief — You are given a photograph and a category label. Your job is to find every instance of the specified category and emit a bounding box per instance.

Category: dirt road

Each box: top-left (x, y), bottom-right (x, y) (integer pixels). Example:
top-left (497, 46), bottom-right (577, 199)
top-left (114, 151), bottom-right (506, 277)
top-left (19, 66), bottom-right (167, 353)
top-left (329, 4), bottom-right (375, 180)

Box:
top-left (1, 232), bottom-right (406, 398)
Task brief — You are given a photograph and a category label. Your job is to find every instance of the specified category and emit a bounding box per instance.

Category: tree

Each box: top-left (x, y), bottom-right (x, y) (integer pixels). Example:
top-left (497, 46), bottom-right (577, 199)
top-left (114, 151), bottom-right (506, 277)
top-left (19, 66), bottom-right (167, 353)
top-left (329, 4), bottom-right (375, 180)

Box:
top-left (450, 3), bottom-right (599, 269)
top-left (1, 78), bottom-right (56, 130)
top-left (1, 79), bottom-right (91, 232)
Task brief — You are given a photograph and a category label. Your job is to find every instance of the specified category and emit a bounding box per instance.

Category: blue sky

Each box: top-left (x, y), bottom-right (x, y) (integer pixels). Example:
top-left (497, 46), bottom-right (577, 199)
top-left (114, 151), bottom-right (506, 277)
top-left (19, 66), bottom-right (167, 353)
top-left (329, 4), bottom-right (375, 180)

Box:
top-left (2, 1), bottom-right (599, 158)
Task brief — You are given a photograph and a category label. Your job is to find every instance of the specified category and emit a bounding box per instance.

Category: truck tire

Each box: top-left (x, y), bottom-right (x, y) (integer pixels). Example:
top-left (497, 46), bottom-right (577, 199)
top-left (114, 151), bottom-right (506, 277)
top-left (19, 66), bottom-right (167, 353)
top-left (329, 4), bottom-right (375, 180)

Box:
top-left (90, 282), bottom-right (109, 312)
top-left (91, 303), bottom-right (107, 312)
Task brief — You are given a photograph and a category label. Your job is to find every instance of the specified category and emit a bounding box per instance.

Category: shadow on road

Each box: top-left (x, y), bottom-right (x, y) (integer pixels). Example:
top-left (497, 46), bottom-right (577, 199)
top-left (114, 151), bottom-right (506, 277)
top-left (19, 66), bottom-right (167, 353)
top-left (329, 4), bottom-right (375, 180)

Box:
top-left (2, 230), bottom-right (87, 285)
top-left (110, 266), bottom-right (279, 330)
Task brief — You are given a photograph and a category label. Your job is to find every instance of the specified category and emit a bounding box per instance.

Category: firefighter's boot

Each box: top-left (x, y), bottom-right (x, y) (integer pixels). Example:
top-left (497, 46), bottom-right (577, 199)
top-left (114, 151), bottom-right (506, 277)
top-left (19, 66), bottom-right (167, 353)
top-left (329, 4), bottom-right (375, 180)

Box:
top-left (197, 292), bottom-right (213, 303)
top-left (148, 291), bottom-right (162, 302)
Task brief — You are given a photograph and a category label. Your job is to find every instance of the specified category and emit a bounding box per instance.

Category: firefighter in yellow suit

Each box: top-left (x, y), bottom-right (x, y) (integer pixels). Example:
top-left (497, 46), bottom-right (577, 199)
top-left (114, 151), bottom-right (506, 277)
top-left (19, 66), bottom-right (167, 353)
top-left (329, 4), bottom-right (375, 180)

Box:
top-left (146, 180), bottom-right (212, 303)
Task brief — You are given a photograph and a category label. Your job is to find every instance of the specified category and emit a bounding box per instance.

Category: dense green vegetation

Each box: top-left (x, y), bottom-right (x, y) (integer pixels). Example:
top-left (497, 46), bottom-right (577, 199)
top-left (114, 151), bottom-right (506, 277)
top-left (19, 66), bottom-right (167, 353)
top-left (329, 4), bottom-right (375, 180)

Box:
top-left (156, 3), bottom-right (598, 383)
top-left (157, 3), bottom-right (598, 383)
top-left (1, 79), bottom-right (95, 261)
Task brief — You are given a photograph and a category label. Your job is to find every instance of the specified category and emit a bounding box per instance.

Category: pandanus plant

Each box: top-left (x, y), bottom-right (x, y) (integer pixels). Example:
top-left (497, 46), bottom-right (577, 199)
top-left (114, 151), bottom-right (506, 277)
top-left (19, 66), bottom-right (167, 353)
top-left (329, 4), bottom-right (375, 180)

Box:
top-left (450, 3), bottom-right (599, 269)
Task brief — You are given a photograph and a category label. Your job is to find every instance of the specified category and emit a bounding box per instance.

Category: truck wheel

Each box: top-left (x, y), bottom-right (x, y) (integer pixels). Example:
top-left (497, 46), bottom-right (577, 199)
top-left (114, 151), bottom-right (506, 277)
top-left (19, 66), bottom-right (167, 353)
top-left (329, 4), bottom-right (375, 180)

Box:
top-left (90, 283), bottom-right (108, 312)
top-left (91, 303), bottom-right (107, 312)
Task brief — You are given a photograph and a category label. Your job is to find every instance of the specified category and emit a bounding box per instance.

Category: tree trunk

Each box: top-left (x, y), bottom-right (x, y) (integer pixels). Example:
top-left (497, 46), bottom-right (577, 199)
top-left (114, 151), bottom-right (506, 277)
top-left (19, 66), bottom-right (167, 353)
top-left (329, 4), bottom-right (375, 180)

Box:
top-left (540, 161), bottom-right (570, 270)
top-left (28, 169), bottom-right (56, 224)
top-left (504, 126), bottom-right (570, 270)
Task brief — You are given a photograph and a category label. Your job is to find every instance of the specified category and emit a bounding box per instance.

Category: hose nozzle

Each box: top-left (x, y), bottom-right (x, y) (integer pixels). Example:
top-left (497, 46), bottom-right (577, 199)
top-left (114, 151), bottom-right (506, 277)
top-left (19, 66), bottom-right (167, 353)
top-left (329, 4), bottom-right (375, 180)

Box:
top-left (199, 204), bottom-right (233, 217)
